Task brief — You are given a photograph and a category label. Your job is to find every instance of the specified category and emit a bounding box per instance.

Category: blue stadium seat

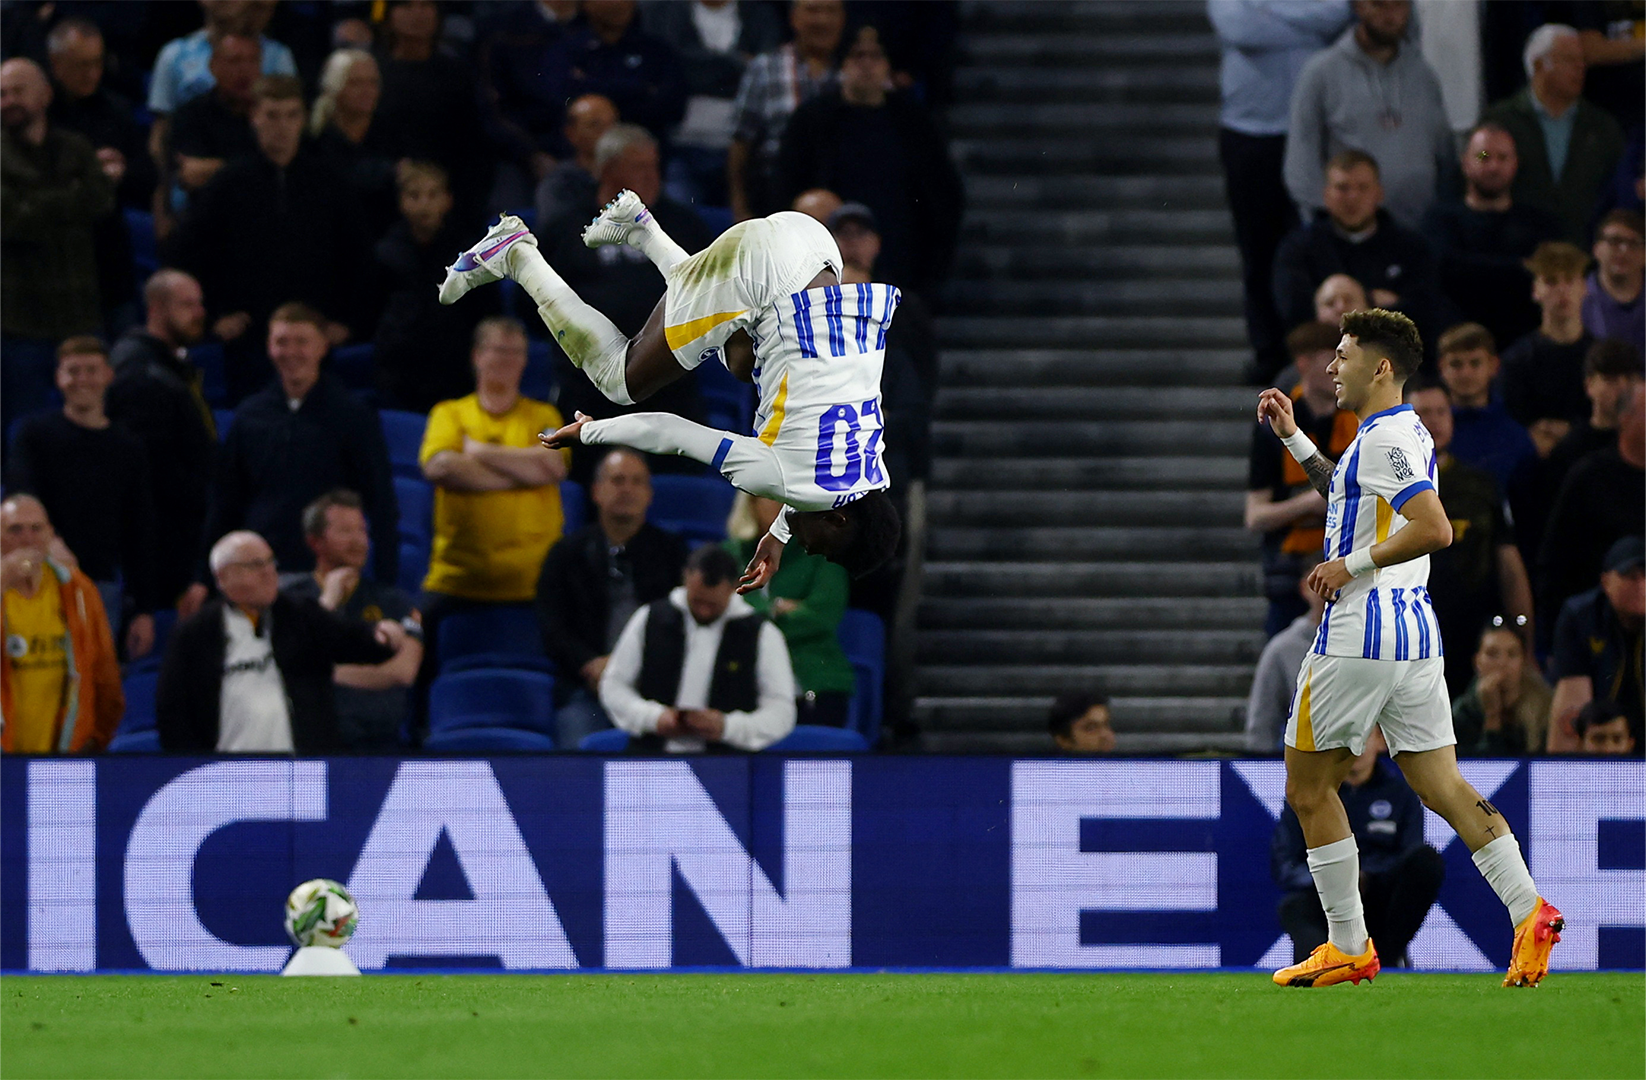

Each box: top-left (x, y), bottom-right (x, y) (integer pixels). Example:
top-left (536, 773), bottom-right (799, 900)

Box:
top-left (560, 481), bottom-right (586, 535)
top-left (107, 729), bottom-right (161, 753)
top-left (435, 604), bottom-right (544, 670)
top-left (118, 669), bottom-right (159, 734)
top-left (696, 205), bottom-right (734, 238)
top-left (380, 409), bottom-right (427, 479)
top-left (213, 409), bottom-right (235, 441)
top-left (394, 476), bottom-right (433, 549)
top-left (697, 357), bottom-right (755, 435)
top-left (190, 342), bottom-right (227, 406)
top-left (523, 339), bottom-right (555, 402)
top-left (837, 609), bottom-right (885, 745)
top-left (767, 725), bottom-right (870, 752)
top-left (147, 609), bottom-right (176, 659)
top-left (423, 726), bottom-right (555, 752)
top-left (329, 343), bottom-right (376, 394)
top-left (397, 539), bottom-right (428, 596)
top-left (648, 474), bottom-right (736, 544)
top-left (579, 729), bottom-right (630, 752)
top-left (125, 209), bottom-right (157, 280)
top-left (428, 668), bottom-right (556, 736)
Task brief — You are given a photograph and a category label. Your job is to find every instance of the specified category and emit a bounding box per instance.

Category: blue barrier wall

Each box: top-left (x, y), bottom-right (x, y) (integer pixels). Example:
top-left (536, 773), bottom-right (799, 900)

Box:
top-left (3, 757), bottom-right (1640, 973)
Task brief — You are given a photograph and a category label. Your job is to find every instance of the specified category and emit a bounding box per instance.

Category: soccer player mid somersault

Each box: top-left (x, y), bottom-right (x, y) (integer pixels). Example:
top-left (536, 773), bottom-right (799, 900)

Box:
top-left (438, 193), bottom-right (900, 593)
top-left (1257, 309), bottom-right (1562, 989)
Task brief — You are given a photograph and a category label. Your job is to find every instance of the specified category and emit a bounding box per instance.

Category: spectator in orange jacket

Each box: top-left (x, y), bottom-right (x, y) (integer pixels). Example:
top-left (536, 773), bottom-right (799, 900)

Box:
top-left (0, 495), bottom-right (123, 753)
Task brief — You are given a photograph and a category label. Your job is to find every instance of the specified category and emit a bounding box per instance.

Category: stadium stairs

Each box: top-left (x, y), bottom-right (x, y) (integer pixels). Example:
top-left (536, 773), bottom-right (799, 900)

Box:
top-left (917, 0), bottom-right (1265, 753)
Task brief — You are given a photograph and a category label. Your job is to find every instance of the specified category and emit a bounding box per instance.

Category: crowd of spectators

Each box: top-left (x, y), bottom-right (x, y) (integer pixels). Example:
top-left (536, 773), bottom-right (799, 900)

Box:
top-left (1226, 0), bottom-right (1643, 756)
top-left (0, 0), bottom-right (959, 757)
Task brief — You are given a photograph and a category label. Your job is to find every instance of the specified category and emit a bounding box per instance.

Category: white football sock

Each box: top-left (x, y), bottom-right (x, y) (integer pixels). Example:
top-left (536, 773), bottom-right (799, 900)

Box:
top-left (1307, 836), bottom-right (1369, 956)
top-left (507, 245), bottom-right (634, 405)
top-left (1471, 833), bottom-right (1539, 926)
top-left (630, 219), bottom-right (689, 274)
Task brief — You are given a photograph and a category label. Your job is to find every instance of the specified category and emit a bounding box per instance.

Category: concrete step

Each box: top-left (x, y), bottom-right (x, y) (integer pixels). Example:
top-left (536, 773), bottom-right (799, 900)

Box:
top-left (944, 277), bottom-right (1243, 317)
top-left (962, 208), bottom-right (1232, 244)
top-left (922, 560), bottom-right (1260, 597)
top-left (938, 316), bottom-right (1246, 350)
top-left (927, 524), bottom-right (1255, 560)
top-left (964, 172), bottom-right (1229, 211)
top-left (941, 348), bottom-right (1248, 387)
top-left (953, 66), bottom-right (1219, 104)
top-left (915, 695), bottom-right (1247, 733)
top-left (927, 489), bottom-right (1244, 527)
top-left (919, 596), bottom-right (1266, 631)
top-left (919, 628), bottom-right (1265, 666)
top-left (937, 385), bottom-right (1252, 420)
top-left (962, 1), bottom-right (1211, 36)
top-left (954, 137), bottom-right (1220, 177)
top-left (951, 243), bottom-right (1238, 281)
top-left (950, 100), bottom-right (1220, 137)
top-left (929, 457), bottom-right (1245, 490)
top-left (961, 33), bottom-right (1220, 66)
top-left (916, 663), bottom-right (1254, 697)
top-left (931, 419), bottom-right (1250, 458)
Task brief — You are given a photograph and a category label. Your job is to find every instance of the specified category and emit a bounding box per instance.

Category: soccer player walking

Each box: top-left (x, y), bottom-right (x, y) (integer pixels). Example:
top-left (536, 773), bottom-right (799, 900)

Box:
top-left (1257, 309), bottom-right (1562, 988)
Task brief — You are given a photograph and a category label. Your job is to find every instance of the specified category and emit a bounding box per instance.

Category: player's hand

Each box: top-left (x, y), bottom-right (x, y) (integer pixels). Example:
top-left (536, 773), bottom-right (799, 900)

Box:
top-left (737, 533), bottom-right (785, 594)
top-left (539, 411), bottom-right (593, 449)
top-left (1305, 558), bottom-right (1354, 601)
top-left (1256, 388), bottom-right (1299, 438)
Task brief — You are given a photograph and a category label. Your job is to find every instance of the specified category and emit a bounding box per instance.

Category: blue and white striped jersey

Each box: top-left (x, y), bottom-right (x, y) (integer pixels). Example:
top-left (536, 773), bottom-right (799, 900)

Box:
top-left (1312, 404), bottom-right (1445, 661)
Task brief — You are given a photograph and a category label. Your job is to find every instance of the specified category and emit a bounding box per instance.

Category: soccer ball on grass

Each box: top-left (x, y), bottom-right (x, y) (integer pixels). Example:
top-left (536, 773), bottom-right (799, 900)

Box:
top-left (284, 879), bottom-right (359, 949)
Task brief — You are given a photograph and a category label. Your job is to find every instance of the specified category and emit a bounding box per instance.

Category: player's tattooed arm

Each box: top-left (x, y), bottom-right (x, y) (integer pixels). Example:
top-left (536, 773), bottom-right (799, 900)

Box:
top-left (1299, 452), bottom-right (1335, 499)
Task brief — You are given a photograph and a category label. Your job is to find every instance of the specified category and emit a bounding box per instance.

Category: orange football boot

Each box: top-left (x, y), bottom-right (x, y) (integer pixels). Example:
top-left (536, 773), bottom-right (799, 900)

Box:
top-left (1273, 938), bottom-right (1380, 987)
top-left (1504, 898), bottom-right (1563, 988)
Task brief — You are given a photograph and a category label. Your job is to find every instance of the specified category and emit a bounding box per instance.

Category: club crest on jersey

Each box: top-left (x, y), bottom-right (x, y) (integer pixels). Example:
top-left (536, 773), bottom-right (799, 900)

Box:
top-left (1386, 447), bottom-right (1415, 482)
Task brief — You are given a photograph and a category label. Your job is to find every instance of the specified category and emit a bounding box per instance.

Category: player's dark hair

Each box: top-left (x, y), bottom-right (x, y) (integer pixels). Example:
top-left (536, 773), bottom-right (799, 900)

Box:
top-left (1285, 321), bottom-right (1340, 359)
top-left (1585, 339), bottom-right (1643, 380)
top-left (1573, 698), bottom-right (1628, 737)
top-left (302, 489), bottom-right (364, 540)
top-left (1341, 308), bottom-right (1423, 384)
top-left (1047, 693), bottom-right (1109, 738)
top-left (686, 543), bottom-right (739, 587)
top-left (833, 490), bottom-right (901, 579)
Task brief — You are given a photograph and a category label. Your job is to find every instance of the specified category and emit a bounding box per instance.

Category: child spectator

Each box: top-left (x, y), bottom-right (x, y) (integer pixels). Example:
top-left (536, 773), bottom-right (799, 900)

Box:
top-left (370, 161), bottom-right (495, 413)
top-left (1574, 700), bottom-right (1639, 755)
top-left (1500, 241), bottom-right (1596, 439)
top-left (1434, 323), bottom-right (1536, 491)
top-left (725, 493), bottom-right (854, 728)
top-left (1451, 619), bottom-right (1551, 755)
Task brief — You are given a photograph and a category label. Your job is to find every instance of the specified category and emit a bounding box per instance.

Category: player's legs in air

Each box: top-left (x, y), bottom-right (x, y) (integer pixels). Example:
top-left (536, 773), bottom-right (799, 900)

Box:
top-left (1275, 659), bottom-right (1561, 988)
top-left (438, 193), bottom-right (834, 406)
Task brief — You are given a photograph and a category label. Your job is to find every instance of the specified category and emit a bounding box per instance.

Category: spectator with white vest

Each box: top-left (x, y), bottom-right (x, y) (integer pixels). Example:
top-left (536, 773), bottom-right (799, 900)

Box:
top-left (600, 544), bottom-right (795, 752)
top-left (156, 530), bottom-right (401, 754)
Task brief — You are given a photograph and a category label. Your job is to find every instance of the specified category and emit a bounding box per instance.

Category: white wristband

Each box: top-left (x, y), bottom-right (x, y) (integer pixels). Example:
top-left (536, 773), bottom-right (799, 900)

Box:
top-left (1345, 547), bottom-right (1378, 577)
top-left (1280, 430), bottom-right (1319, 463)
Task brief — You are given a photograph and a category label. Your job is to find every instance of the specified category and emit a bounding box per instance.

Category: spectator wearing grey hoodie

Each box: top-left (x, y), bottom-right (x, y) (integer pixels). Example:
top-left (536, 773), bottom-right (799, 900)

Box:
top-left (1284, 0), bottom-right (1455, 232)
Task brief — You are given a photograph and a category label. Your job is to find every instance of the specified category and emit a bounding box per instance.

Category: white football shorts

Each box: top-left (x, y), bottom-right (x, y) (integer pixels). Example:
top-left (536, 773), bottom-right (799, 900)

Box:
top-left (1284, 653), bottom-right (1455, 756)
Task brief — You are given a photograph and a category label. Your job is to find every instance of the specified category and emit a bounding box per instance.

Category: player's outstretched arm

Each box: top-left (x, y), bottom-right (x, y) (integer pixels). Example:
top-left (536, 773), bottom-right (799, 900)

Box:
top-left (1257, 388), bottom-right (1334, 498)
top-left (540, 411), bottom-right (787, 501)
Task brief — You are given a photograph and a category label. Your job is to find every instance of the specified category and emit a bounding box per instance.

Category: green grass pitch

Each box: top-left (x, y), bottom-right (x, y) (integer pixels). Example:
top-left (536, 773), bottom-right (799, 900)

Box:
top-left (3, 972), bottom-right (1640, 1078)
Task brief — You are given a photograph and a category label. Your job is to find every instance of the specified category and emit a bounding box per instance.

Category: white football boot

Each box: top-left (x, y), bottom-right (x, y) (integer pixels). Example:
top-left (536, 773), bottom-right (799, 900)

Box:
top-left (581, 188), bottom-right (653, 249)
top-left (438, 215), bottom-right (536, 305)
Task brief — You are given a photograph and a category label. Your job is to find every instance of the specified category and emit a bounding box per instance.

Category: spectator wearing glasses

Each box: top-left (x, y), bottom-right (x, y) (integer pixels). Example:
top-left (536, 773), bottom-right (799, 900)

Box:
top-left (1451, 618), bottom-right (1551, 756)
top-left (1584, 209), bottom-right (1644, 348)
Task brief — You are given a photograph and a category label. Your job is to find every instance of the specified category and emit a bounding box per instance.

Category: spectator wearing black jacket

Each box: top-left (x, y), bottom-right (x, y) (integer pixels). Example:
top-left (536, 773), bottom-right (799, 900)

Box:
top-left (174, 74), bottom-right (363, 403)
top-left (185, 304), bottom-right (398, 616)
top-left (166, 30), bottom-right (261, 208)
top-left (476, 0), bottom-right (579, 204)
top-left (1272, 729), bottom-right (1445, 967)
top-left (537, 448), bottom-right (686, 748)
top-left (158, 530), bottom-right (400, 753)
top-left (540, 2), bottom-right (688, 152)
top-left (1422, 123), bottom-right (1564, 350)
top-left (106, 269), bottom-right (216, 612)
top-left (778, 25), bottom-right (963, 296)
top-left (6, 337), bottom-right (159, 659)
top-left (368, 161), bottom-right (495, 413)
top-left (1272, 150), bottom-right (1444, 351)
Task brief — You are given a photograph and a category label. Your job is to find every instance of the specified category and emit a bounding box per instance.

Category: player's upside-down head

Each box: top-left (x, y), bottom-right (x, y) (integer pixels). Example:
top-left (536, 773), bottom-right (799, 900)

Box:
top-left (787, 490), bottom-right (901, 579)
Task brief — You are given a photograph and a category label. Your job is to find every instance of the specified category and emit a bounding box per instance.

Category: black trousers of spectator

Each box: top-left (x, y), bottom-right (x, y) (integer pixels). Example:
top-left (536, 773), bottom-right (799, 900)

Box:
top-left (1279, 844), bottom-right (1447, 966)
top-left (1218, 129), bottom-right (1298, 383)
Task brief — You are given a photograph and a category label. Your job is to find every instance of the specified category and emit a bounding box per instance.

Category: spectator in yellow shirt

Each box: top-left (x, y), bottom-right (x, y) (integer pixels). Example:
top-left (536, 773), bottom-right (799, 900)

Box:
top-left (0, 495), bottom-right (123, 753)
top-left (417, 316), bottom-right (570, 686)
